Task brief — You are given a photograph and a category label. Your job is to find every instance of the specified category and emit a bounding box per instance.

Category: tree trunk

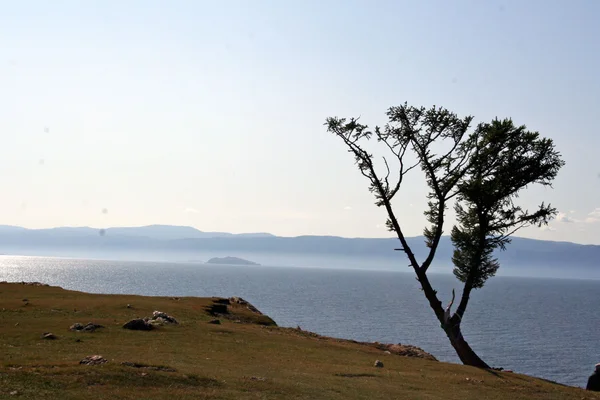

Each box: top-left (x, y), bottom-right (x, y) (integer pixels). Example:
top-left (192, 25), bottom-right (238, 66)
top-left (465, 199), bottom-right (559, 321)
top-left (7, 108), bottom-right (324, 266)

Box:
top-left (415, 271), bottom-right (490, 368)
top-left (445, 322), bottom-right (490, 368)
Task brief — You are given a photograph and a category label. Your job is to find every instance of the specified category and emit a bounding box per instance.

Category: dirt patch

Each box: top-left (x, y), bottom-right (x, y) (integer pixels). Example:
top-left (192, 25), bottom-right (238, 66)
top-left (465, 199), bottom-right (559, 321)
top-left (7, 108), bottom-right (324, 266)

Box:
top-left (121, 362), bottom-right (177, 372)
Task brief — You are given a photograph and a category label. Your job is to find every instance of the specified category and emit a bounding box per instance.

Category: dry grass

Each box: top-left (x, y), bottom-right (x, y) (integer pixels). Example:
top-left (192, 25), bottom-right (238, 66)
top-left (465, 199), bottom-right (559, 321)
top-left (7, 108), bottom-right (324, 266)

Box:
top-left (0, 282), bottom-right (597, 400)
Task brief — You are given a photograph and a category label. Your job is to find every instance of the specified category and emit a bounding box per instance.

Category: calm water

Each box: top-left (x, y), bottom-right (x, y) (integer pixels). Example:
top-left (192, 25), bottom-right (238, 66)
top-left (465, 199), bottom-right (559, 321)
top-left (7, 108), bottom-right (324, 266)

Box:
top-left (1, 255), bottom-right (598, 388)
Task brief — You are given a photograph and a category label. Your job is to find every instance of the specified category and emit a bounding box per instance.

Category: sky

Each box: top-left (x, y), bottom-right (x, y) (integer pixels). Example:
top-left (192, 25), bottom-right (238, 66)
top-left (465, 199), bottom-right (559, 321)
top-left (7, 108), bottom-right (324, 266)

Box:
top-left (1, 0), bottom-right (599, 244)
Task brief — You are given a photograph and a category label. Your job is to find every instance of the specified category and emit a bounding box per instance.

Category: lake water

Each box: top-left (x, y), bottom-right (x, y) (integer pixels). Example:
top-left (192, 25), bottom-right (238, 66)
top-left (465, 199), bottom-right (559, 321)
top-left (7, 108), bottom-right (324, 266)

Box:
top-left (1, 255), bottom-right (598, 388)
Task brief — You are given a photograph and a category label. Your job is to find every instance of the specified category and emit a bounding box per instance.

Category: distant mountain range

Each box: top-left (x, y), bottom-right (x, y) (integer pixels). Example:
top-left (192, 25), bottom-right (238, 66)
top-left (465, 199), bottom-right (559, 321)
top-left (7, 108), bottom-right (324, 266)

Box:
top-left (0, 224), bottom-right (274, 241)
top-left (0, 224), bottom-right (598, 277)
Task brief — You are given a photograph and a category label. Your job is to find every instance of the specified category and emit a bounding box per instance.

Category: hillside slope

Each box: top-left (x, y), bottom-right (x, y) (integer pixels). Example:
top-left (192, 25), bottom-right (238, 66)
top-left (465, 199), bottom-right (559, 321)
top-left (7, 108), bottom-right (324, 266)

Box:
top-left (0, 283), bottom-right (597, 399)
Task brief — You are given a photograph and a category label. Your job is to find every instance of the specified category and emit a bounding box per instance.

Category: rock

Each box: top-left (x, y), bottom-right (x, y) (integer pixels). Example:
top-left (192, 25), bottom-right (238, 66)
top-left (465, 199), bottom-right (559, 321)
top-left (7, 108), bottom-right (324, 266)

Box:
top-left (122, 318), bottom-right (153, 331)
top-left (80, 355), bottom-right (108, 366)
top-left (83, 322), bottom-right (104, 332)
top-left (42, 332), bottom-right (57, 340)
top-left (383, 350), bottom-right (391, 355)
top-left (249, 376), bottom-right (267, 381)
top-left (151, 311), bottom-right (178, 324)
top-left (126, 304), bottom-right (132, 308)
top-left (70, 322), bottom-right (104, 332)
top-left (230, 297), bottom-right (261, 314)
top-left (208, 319), bottom-right (221, 325)
top-left (230, 296), bottom-right (248, 305)
top-left (380, 343), bottom-right (438, 361)
top-left (374, 360), bottom-right (384, 368)
top-left (22, 298), bottom-right (28, 302)
top-left (206, 303), bottom-right (228, 315)
top-left (70, 323), bottom-right (84, 331)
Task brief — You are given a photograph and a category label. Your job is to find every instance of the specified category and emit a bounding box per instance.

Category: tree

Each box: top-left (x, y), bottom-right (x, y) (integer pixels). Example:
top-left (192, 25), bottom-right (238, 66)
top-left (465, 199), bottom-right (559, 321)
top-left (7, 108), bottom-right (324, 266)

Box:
top-left (325, 103), bottom-right (565, 368)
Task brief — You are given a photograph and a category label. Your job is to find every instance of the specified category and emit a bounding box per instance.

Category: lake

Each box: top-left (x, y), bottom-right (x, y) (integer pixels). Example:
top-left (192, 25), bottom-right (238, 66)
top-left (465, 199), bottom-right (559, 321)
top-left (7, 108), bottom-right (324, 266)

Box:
top-left (1, 255), bottom-right (598, 388)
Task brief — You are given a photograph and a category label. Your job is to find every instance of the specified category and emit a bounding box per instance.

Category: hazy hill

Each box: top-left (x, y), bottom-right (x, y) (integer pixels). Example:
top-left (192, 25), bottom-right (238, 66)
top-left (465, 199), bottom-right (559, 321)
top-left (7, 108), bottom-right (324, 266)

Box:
top-left (0, 225), bottom-right (274, 241)
top-left (0, 225), bottom-right (598, 278)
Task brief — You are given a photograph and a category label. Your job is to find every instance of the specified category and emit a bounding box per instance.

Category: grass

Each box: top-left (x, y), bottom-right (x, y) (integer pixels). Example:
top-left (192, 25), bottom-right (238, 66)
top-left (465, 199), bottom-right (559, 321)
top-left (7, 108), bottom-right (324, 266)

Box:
top-left (0, 282), bottom-right (598, 400)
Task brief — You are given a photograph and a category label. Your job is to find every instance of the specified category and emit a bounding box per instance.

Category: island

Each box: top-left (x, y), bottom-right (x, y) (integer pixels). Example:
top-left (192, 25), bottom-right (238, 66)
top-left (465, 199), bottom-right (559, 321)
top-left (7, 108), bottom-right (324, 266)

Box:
top-left (206, 256), bottom-right (260, 266)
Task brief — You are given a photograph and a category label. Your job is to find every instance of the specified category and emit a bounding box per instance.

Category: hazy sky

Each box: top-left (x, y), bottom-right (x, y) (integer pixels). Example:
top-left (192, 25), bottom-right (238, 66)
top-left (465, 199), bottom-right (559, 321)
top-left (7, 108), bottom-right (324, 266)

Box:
top-left (1, 1), bottom-right (599, 243)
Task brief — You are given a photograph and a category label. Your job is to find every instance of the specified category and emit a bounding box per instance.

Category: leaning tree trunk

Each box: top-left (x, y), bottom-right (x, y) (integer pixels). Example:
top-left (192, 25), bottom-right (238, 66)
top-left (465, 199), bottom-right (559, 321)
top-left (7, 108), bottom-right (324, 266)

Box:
top-left (444, 322), bottom-right (490, 368)
top-left (416, 271), bottom-right (490, 368)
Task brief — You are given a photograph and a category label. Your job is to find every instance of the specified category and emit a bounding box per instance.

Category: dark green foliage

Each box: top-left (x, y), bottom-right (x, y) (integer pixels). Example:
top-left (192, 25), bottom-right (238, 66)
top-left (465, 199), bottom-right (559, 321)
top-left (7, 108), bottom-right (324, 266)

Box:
top-left (326, 104), bottom-right (564, 289)
top-left (327, 103), bottom-right (564, 367)
top-left (450, 119), bottom-right (564, 288)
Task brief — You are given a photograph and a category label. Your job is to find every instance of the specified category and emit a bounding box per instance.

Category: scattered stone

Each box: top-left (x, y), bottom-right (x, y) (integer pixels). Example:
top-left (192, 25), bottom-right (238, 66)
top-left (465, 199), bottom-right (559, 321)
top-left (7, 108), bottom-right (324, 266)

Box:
top-left (80, 355), bottom-right (108, 366)
top-left (383, 350), bottom-right (391, 355)
top-left (41, 332), bottom-right (57, 340)
top-left (122, 318), bottom-right (153, 331)
top-left (82, 322), bottom-right (104, 331)
top-left (376, 343), bottom-right (437, 361)
top-left (374, 360), bottom-right (384, 368)
top-left (249, 376), bottom-right (267, 382)
top-left (230, 296), bottom-right (247, 305)
top-left (230, 296), bottom-right (260, 313)
top-left (126, 304), bottom-right (132, 308)
top-left (151, 311), bottom-right (178, 324)
top-left (22, 299), bottom-right (28, 302)
top-left (208, 319), bottom-right (221, 325)
top-left (10, 390), bottom-right (19, 395)
top-left (206, 302), bottom-right (229, 315)
top-left (70, 322), bottom-right (105, 332)
top-left (75, 339), bottom-right (82, 343)
top-left (14, 322), bottom-right (19, 327)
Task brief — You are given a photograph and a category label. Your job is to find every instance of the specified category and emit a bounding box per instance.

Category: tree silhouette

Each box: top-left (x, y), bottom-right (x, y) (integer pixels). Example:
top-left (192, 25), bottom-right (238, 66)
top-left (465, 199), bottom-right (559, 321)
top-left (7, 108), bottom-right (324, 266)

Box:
top-left (326, 103), bottom-right (564, 367)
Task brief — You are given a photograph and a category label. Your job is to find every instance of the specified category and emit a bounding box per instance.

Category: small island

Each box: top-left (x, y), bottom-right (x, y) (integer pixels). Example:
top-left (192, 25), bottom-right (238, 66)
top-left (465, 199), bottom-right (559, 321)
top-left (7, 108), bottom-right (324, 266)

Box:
top-left (206, 256), bottom-right (260, 266)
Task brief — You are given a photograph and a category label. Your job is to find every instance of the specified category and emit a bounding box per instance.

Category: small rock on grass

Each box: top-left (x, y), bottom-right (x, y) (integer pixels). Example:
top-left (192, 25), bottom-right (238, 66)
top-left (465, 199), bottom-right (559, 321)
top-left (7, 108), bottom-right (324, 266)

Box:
top-left (152, 311), bottom-right (178, 324)
top-left (374, 360), bottom-right (384, 368)
top-left (123, 318), bottom-right (153, 331)
top-left (208, 319), bottom-right (221, 325)
top-left (80, 355), bottom-right (108, 366)
top-left (70, 322), bottom-right (104, 332)
top-left (41, 332), bottom-right (57, 340)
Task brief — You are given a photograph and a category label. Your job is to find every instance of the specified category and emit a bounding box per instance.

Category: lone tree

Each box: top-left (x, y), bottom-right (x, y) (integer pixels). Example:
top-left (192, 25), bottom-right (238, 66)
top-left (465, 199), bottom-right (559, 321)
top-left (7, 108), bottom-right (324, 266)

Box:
top-left (326, 103), bottom-right (564, 368)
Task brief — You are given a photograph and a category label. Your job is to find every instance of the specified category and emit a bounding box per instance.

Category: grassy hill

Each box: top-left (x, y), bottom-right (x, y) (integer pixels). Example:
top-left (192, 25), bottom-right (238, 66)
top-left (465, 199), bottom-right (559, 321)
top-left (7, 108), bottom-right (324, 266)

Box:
top-left (0, 282), bottom-right (597, 399)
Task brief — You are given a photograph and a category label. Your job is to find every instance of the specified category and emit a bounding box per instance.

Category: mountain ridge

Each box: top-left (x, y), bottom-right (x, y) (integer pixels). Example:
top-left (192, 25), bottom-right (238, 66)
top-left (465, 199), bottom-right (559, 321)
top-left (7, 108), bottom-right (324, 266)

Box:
top-left (0, 224), bottom-right (597, 278)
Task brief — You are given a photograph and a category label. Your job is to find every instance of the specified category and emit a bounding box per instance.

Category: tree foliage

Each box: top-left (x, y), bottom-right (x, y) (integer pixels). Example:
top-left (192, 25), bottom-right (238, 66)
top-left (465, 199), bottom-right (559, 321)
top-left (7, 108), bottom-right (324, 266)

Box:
top-left (326, 103), bottom-right (565, 367)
